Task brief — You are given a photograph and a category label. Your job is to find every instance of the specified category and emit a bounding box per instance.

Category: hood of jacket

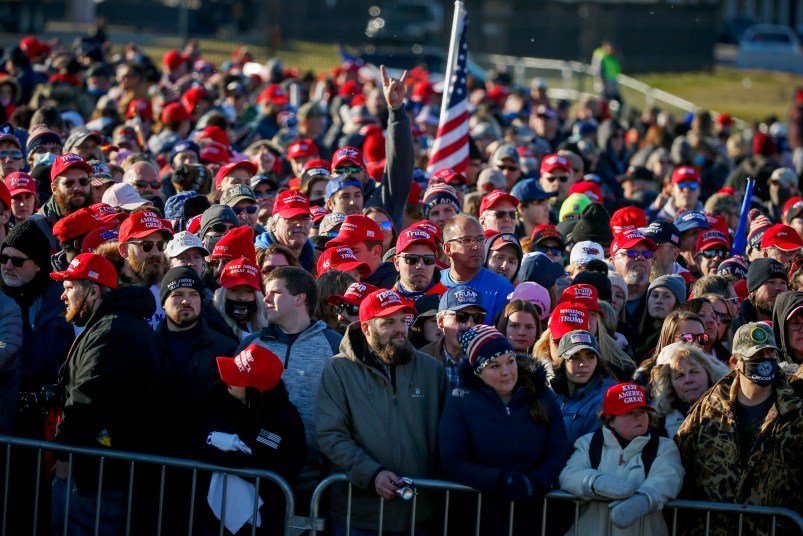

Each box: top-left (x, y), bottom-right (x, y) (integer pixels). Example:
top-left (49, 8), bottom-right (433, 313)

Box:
top-left (254, 230), bottom-right (315, 271)
top-left (86, 284), bottom-right (156, 328)
top-left (484, 233), bottom-right (522, 281)
top-left (772, 290), bottom-right (803, 364)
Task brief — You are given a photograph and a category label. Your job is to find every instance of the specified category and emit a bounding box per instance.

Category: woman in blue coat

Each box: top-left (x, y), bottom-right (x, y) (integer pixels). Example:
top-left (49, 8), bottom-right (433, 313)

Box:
top-left (439, 325), bottom-right (570, 535)
top-left (551, 330), bottom-right (618, 446)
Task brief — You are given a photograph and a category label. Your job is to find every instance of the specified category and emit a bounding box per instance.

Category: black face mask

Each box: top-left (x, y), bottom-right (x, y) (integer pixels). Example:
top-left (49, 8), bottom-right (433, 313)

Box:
top-left (225, 299), bottom-right (258, 325)
top-left (741, 358), bottom-right (778, 387)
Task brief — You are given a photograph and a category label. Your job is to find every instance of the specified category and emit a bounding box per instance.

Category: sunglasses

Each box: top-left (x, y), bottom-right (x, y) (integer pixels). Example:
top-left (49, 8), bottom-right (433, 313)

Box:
top-left (134, 180), bottom-right (161, 189)
top-left (233, 206), bottom-right (258, 215)
top-left (60, 177), bottom-right (90, 188)
top-left (677, 182), bottom-right (700, 191)
top-left (679, 332), bottom-right (710, 346)
top-left (0, 253), bottom-right (30, 267)
top-left (254, 189), bottom-right (277, 199)
top-left (210, 223), bottom-right (235, 234)
top-left (128, 240), bottom-right (168, 253)
top-left (446, 310), bottom-right (487, 324)
top-left (724, 296), bottom-right (739, 304)
top-left (399, 253), bottom-right (436, 266)
top-left (698, 249), bottom-right (730, 259)
top-left (0, 150), bottom-right (23, 160)
top-left (335, 303), bottom-right (360, 316)
top-left (618, 250), bottom-right (654, 260)
top-left (491, 210), bottom-right (517, 220)
top-left (536, 246), bottom-right (563, 257)
top-left (714, 311), bottom-right (731, 325)
top-left (334, 166), bottom-right (364, 175)
top-left (377, 220), bottom-right (393, 231)
top-left (544, 175), bottom-right (569, 183)
top-left (496, 165), bottom-right (519, 172)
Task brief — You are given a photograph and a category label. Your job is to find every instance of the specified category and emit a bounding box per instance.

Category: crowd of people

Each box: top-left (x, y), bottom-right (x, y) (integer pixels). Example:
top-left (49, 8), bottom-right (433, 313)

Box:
top-left (1, 28), bottom-right (803, 536)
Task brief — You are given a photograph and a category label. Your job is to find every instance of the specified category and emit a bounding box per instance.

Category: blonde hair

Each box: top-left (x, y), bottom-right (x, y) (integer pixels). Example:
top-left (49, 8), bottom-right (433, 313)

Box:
top-left (596, 310), bottom-right (636, 375)
top-left (212, 286), bottom-right (269, 340)
top-left (651, 344), bottom-right (730, 418)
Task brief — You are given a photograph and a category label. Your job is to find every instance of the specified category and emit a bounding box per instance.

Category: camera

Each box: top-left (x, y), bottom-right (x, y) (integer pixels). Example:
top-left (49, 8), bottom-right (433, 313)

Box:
top-left (394, 477), bottom-right (416, 501)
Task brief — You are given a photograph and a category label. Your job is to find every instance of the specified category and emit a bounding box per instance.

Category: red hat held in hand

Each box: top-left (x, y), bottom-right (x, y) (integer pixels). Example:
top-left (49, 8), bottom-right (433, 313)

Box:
top-left (217, 344), bottom-right (284, 391)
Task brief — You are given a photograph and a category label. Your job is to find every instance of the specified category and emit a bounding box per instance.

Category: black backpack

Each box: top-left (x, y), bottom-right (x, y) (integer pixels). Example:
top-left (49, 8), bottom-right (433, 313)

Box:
top-left (589, 428), bottom-right (660, 476)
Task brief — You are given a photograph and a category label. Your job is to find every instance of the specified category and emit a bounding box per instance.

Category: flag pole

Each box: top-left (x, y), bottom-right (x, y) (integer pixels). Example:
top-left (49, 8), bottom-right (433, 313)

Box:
top-left (438, 1), bottom-right (466, 123)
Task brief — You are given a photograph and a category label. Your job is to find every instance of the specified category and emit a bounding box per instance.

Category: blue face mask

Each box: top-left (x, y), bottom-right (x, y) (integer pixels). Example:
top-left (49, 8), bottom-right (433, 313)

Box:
top-left (34, 152), bottom-right (57, 167)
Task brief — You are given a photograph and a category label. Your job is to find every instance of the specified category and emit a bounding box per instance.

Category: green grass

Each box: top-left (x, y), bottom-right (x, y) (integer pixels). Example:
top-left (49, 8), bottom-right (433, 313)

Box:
top-left (636, 67), bottom-right (803, 123)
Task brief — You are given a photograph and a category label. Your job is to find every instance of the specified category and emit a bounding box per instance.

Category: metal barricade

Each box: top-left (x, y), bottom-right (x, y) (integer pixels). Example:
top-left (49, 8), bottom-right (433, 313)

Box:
top-left (542, 490), bottom-right (803, 536)
top-left (0, 434), bottom-right (296, 536)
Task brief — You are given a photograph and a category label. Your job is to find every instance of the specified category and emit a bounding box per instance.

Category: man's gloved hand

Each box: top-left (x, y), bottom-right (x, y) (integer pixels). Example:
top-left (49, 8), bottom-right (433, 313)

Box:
top-left (591, 473), bottom-right (636, 499)
top-left (206, 432), bottom-right (252, 455)
top-left (609, 492), bottom-right (652, 528)
top-left (505, 472), bottom-right (536, 502)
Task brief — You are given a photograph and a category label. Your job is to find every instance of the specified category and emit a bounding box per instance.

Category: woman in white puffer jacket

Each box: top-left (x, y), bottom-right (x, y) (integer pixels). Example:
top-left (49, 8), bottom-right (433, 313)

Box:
top-left (559, 382), bottom-right (684, 536)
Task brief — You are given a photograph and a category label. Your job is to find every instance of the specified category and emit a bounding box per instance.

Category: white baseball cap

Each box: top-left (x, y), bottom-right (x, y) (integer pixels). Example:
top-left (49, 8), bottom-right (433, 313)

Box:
top-left (165, 231), bottom-right (210, 259)
top-left (101, 183), bottom-right (152, 211)
top-left (570, 240), bottom-right (605, 265)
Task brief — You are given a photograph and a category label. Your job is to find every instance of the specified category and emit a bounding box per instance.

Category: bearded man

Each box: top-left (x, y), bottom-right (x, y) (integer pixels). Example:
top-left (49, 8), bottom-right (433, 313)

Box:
top-left (317, 288), bottom-right (447, 535)
top-left (117, 210), bottom-right (173, 328)
top-left (610, 228), bottom-right (657, 326)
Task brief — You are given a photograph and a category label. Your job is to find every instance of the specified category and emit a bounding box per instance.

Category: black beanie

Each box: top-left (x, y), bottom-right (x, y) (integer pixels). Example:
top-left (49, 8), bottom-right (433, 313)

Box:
top-left (160, 266), bottom-right (205, 304)
top-left (747, 258), bottom-right (786, 293)
top-left (198, 205), bottom-right (239, 239)
top-left (571, 202), bottom-right (614, 247)
top-left (573, 270), bottom-right (613, 302)
top-left (2, 219), bottom-right (52, 272)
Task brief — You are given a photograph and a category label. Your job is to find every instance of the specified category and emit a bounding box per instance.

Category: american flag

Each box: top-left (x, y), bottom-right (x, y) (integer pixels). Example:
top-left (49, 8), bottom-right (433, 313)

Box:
top-left (426, 9), bottom-right (469, 175)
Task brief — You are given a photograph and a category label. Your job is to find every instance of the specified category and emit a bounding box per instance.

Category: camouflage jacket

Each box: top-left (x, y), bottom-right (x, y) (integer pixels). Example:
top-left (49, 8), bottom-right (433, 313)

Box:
top-left (675, 370), bottom-right (803, 536)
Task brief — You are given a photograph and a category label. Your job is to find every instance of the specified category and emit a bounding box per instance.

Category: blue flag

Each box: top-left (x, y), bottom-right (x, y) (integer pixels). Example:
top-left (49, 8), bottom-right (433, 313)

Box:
top-left (731, 177), bottom-right (755, 256)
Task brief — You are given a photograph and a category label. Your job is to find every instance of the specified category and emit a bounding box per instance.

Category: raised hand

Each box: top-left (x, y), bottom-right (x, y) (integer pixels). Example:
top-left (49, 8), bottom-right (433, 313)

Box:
top-left (380, 64), bottom-right (408, 110)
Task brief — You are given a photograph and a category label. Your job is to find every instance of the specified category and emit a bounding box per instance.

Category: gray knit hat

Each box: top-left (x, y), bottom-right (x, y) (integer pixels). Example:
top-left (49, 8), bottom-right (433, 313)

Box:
top-left (647, 274), bottom-right (687, 306)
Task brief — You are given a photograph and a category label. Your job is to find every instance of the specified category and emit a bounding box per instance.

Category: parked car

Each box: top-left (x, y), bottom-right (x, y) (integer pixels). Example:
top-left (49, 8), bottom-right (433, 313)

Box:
top-left (734, 24), bottom-right (803, 73)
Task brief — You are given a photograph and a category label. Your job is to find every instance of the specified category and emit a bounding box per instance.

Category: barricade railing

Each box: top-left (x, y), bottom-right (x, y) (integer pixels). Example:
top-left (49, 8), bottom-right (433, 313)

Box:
top-left (0, 434), bottom-right (295, 536)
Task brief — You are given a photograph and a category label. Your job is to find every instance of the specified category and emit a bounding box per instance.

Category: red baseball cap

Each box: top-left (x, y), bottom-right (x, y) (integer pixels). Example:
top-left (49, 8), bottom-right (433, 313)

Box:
top-left (6, 172), bottom-right (38, 200)
top-left (396, 226), bottom-right (438, 255)
top-left (216, 344), bottom-right (284, 391)
top-left (256, 84), bottom-right (289, 105)
top-left (161, 102), bottom-right (190, 124)
top-left (50, 253), bottom-right (119, 289)
top-left (540, 154), bottom-right (571, 175)
top-left (215, 160), bottom-right (258, 190)
top-left (327, 282), bottom-right (380, 306)
top-left (82, 226), bottom-right (119, 254)
top-left (126, 98), bottom-right (153, 121)
top-left (327, 215), bottom-right (383, 247)
top-left (569, 181), bottom-right (602, 203)
top-left (90, 203), bottom-right (128, 226)
top-left (610, 228), bottom-right (656, 257)
top-left (531, 223), bottom-right (564, 244)
top-left (118, 210), bottom-right (174, 243)
top-left (761, 223), bottom-right (803, 251)
top-left (197, 126), bottom-right (231, 150)
top-left (671, 166), bottom-right (700, 184)
top-left (558, 283), bottom-right (603, 313)
top-left (603, 383), bottom-right (654, 416)
top-left (430, 168), bottom-right (467, 186)
top-left (52, 207), bottom-right (103, 243)
top-left (219, 257), bottom-right (261, 291)
top-left (610, 206), bottom-right (647, 235)
top-left (50, 153), bottom-right (93, 184)
top-left (272, 190), bottom-right (312, 219)
top-left (162, 49), bottom-right (188, 70)
top-left (287, 138), bottom-right (320, 160)
top-left (548, 302), bottom-right (589, 340)
top-left (316, 246), bottom-right (371, 277)
top-left (332, 146), bottom-right (366, 170)
top-left (0, 181), bottom-right (11, 211)
top-left (479, 190), bottom-right (520, 214)
top-left (211, 227), bottom-right (256, 262)
top-left (413, 220), bottom-right (443, 244)
top-left (358, 288), bottom-right (416, 323)
top-left (200, 144), bottom-right (230, 164)
top-left (303, 158), bottom-right (332, 175)
top-left (695, 228), bottom-right (730, 252)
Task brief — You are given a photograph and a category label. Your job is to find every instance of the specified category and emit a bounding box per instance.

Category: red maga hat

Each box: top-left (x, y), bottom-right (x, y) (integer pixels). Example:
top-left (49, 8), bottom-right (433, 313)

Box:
top-left (50, 253), bottom-right (118, 289)
top-left (216, 344), bottom-right (284, 391)
top-left (358, 288), bottom-right (416, 323)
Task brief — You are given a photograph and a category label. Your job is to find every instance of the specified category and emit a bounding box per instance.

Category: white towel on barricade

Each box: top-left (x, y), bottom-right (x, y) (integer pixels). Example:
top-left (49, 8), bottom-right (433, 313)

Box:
top-left (207, 472), bottom-right (263, 534)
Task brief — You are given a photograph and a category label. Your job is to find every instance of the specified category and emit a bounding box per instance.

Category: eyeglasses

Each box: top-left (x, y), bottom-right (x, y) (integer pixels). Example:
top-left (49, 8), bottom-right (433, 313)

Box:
top-left (254, 189), bottom-right (277, 199)
top-left (677, 182), bottom-right (700, 191)
top-left (679, 332), bottom-right (710, 346)
top-left (134, 180), bottom-right (161, 189)
top-left (334, 166), bottom-right (364, 175)
top-left (0, 254), bottom-right (30, 267)
top-left (536, 246), bottom-right (563, 257)
top-left (445, 310), bottom-right (487, 324)
top-left (128, 240), bottom-right (168, 253)
top-left (618, 250), bottom-right (654, 260)
top-left (496, 165), bottom-right (519, 172)
top-left (233, 206), bottom-right (258, 215)
top-left (698, 249), bottom-right (730, 259)
top-left (59, 177), bottom-right (90, 189)
top-left (447, 235), bottom-right (486, 246)
top-left (714, 311), bottom-right (731, 325)
top-left (0, 150), bottom-right (23, 160)
top-left (790, 321), bottom-right (803, 332)
top-left (335, 303), bottom-right (360, 316)
top-left (544, 175), bottom-right (569, 183)
top-left (399, 253), bottom-right (436, 266)
top-left (491, 210), bottom-right (517, 220)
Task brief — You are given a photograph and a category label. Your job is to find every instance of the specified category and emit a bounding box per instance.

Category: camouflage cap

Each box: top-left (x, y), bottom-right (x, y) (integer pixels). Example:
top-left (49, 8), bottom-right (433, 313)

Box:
top-left (732, 322), bottom-right (779, 358)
